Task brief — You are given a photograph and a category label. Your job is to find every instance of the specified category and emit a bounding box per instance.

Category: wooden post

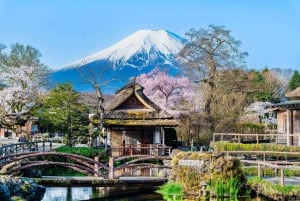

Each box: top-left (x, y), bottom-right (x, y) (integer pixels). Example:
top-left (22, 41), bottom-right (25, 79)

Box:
top-left (35, 142), bottom-right (38, 151)
top-left (94, 156), bottom-right (99, 177)
top-left (274, 162), bottom-right (278, 176)
top-left (129, 145), bottom-right (132, 156)
top-left (256, 134), bottom-right (259, 144)
top-left (257, 164), bottom-right (261, 178)
top-left (280, 168), bottom-right (284, 186)
top-left (213, 133), bottom-right (215, 142)
top-left (42, 141), bottom-right (45, 152)
top-left (290, 110), bottom-right (294, 145)
top-left (109, 157), bottom-right (114, 179)
top-left (287, 109), bottom-right (291, 146)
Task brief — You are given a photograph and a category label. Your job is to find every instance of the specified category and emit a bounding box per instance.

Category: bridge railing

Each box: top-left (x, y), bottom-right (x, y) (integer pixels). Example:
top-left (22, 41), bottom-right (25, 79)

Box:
top-left (111, 144), bottom-right (171, 157)
top-left (0, 141), bottom-right (53, 157)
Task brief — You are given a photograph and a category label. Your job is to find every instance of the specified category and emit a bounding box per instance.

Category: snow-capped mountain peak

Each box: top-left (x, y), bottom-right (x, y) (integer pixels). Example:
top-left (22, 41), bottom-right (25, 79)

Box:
top-left (51, 29), bottom-right (185, 94)
top-left (61, 29), bottom-right (185, 69)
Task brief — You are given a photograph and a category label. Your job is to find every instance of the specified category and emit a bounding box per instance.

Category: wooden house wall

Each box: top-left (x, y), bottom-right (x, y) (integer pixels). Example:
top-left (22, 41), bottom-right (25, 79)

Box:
top-left (277, 111), bottom-right (285, 134)
top-left (277, 110), bottom-right (300, 134)
top-left (110, 128), bottom-right (156, 156)
top-left (294, 110), bottom-right (300, 133)
top-left (111, 130), bottom-right (122, 156)
top-left (115, 96), bottom-right (147, 110)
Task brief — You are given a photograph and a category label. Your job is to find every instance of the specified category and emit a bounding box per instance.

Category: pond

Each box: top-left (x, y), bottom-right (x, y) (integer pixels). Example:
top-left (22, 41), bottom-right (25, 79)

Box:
top-left (41, 186), bottom-right (272, 201)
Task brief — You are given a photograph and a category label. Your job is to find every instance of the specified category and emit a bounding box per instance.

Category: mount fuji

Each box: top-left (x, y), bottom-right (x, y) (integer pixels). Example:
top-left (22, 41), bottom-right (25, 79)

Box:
top-left (49, 29), bottom-right (186, 94)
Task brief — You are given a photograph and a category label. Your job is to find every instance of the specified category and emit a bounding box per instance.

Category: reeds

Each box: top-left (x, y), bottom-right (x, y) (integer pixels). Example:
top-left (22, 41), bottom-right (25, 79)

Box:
top-left (209, 176), bottom-right (241, 198)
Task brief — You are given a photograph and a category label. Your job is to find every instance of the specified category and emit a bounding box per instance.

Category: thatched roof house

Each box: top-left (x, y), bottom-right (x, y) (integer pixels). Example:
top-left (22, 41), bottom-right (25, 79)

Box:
top-left (269, 87), bottom-right (300, 145)
top-left (102, 80), bottom-right (179, 156)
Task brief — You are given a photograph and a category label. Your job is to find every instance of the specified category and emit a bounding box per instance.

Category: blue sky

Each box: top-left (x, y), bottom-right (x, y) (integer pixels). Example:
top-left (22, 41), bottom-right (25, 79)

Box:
top-left (0, 0), bottom-right (299, 70)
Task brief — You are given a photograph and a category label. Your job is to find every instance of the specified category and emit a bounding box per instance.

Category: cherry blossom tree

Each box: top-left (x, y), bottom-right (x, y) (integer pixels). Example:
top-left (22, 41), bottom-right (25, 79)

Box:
top-left (0, 65), bottom-right (47, 136)
top-left (0, 44), bottom-right (48, 137)
top-left (136, 68), bottom-right (198, 117)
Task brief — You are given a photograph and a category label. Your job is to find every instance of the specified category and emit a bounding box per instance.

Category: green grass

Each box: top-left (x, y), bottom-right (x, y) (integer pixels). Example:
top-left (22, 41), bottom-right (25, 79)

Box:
top-left (55, 146), bottom-right (107, 159)
top-left (212, 141), bottom-right (300, 153)
top-left (247, 177), bottom-right (300, 198)
top-left (156, 182), bottom-right (183, 201)
top-left (39, 146), bottom-right (109, 176)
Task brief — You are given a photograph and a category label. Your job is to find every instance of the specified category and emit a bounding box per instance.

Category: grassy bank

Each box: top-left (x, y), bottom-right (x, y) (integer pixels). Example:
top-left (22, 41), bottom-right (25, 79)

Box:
top-left (248, 177), bottom-right (300, 200)
top-left (212, 141), bottom-right (300, 153)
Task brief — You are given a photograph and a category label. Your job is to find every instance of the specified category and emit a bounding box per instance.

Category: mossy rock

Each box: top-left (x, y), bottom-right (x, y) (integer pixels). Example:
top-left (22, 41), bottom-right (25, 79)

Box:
top-left (169, 151), bottom-right (247, 196)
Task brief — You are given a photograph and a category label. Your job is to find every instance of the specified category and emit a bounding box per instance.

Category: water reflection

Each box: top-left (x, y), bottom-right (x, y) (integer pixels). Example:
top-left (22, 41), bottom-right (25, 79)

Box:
top-left (42, 186), bottom-right (163, 201)
top-left (42, 187), bottom-right (270, 201)
top-left (42, 187), bottom-right (94, 201)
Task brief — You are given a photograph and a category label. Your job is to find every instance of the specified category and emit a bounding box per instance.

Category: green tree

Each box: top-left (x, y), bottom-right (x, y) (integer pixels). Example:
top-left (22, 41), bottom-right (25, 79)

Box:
top-left (212, 69), bottom-right (247, 132)
top-left (288, 70), bottom-right (300, 91)
top-left (178, 25), bottom-right (248, 136)
top-left (0, 43), bottom-right (47, 69)
top-left (35, 83), bottom-right (89, 147)
top-left (246, 68), bottom-right (284, 103)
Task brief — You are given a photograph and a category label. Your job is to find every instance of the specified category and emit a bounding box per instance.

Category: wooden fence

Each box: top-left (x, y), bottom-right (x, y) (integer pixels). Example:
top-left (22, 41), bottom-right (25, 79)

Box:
top-left (222, 150), bottom-right (300, 186)
top-left (213, 132), bottom-right (300, 145)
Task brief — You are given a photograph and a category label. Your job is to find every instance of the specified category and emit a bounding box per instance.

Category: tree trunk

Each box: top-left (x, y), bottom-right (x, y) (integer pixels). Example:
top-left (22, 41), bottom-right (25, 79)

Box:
top-left (204, 55), bottom-right (217, 135)
top-left (14, 124), bottom-right (23, 138)
top-left (92, 83), bottom-right (105, 147)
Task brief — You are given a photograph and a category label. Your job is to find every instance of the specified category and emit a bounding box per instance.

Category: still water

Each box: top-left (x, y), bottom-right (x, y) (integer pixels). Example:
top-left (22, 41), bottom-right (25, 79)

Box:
top-left (41, 186), bottom-right (271, 201)
top-left (42, 186), bottom-right (163, 201)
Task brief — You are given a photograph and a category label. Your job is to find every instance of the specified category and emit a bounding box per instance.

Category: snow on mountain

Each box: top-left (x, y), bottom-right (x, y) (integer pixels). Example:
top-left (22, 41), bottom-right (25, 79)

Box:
top-left (50, 29), bottom-right (186, 94)
top-left (60, 29), bottom-right (185, 70)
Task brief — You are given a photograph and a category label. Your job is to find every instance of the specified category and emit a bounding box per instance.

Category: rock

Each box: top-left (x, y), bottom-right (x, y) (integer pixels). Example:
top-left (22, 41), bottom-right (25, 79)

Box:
top-left (0, 176), bottom-right (45, 201)
top-left (0, 184), bottom-right (11, 201)
top-left (169, 151), bottom-right (247, 197)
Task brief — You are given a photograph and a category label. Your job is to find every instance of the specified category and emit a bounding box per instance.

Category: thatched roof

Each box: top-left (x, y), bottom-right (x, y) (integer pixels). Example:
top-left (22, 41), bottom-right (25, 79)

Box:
top-left (84, 81), bottom-right (180, 127)
top-left (103, 119), bottom-right (180, 127)
top-left (79, 93), bottom-right (114, 109)
top-left (105, 80), bottom-right (160, 111)
top-left (286, 87), bottom-right (300, 100)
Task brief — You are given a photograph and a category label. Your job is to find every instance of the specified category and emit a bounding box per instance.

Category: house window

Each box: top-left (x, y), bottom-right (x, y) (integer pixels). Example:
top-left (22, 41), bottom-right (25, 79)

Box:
top-left (31, 125), bottom-right (39, 134)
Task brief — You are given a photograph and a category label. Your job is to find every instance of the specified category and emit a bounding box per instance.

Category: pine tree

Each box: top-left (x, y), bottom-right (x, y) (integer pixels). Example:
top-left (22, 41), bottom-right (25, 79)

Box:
top-left (289, 70), bottom-right (300, 91)
top-left (35, 83), bottom-right (89, 147)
